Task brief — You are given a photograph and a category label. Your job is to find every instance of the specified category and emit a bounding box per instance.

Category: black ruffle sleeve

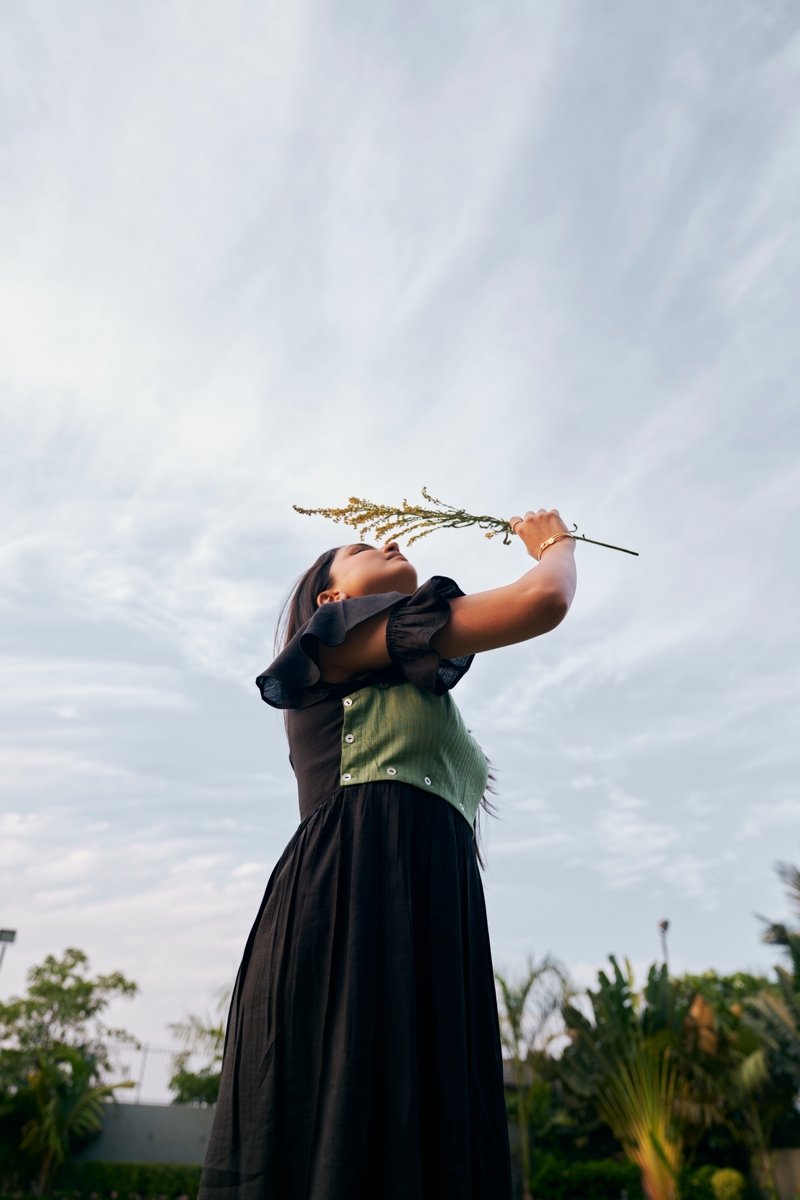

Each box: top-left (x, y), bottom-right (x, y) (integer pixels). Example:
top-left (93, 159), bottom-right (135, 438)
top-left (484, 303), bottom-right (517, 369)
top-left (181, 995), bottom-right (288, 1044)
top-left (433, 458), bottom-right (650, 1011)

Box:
top-left (386, 575), bottom-right (473, 693)
top-left (256, 590), bottom-right (406, 709)
top-left (255, 576), bottom-right (473, 709)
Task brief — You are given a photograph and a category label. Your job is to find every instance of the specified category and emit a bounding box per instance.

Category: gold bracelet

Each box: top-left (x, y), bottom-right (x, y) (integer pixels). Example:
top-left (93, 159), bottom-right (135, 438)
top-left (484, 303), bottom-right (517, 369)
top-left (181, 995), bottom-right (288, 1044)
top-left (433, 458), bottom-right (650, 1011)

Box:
top-left (538, 532), bottom-right (575, 560)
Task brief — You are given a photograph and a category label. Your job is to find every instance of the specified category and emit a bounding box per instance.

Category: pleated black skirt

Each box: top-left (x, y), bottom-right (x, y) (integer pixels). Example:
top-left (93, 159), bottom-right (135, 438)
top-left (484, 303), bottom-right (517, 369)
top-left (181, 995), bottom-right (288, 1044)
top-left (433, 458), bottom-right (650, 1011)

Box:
top-left (199, 784), bottom-right (512, 1200)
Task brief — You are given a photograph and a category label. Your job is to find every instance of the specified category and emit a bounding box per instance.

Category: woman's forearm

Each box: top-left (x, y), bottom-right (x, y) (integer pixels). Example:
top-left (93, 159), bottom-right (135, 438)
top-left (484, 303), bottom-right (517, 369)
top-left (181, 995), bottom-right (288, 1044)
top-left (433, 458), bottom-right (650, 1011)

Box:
top-left (430, 509), bottom-right (578, 658)
top-left (432, 538), bottom-right (576, 657)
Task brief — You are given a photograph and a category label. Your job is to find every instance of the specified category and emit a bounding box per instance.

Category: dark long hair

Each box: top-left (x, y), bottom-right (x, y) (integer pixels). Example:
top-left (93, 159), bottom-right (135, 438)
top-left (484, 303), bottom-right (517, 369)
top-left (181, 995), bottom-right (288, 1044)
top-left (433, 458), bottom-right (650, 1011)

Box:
top-left (274, 546), bottom-right (339, 655)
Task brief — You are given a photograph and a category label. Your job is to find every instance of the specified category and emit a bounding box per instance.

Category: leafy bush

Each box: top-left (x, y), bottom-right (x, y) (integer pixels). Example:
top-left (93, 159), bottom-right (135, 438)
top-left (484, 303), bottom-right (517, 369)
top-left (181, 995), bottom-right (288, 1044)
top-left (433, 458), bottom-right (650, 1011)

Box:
top-left (711, 1168), bottom-right (746, 1200)
top-left (54, 1160), bottom-right (202, 1198)
top-left (680, 1163), bottom-right (751, 1200)
top-left (169, 1065), bottom-right (220, 1106)
top-left (529, 1156), bottom-right (749, 1200)
top-left (682, 1164), bottom-right (716, 1200)
top-left (531, 1154), bottom-right (643, 1200)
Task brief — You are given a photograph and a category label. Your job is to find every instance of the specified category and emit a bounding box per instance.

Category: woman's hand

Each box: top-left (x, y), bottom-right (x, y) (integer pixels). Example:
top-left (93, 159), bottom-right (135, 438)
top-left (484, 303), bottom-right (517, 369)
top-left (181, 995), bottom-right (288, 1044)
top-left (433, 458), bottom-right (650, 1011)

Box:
top-left (508, 509), bottom-right (573, 560)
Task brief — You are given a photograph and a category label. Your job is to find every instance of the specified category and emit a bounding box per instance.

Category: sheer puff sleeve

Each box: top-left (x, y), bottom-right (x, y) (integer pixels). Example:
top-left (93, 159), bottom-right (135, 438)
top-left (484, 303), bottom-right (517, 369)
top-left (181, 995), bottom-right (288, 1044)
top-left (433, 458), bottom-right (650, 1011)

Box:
top-left (255, 576), bottom-right (473, 710)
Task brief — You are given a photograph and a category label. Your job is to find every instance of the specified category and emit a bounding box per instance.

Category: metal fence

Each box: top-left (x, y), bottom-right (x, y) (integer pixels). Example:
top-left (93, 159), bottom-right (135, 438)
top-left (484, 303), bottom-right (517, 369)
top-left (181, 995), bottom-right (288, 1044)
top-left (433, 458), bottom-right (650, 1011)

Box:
top-left (102, 1039), bottom-right (213, 1106)
top-left (103, 1040), bottom-right (524, 1107)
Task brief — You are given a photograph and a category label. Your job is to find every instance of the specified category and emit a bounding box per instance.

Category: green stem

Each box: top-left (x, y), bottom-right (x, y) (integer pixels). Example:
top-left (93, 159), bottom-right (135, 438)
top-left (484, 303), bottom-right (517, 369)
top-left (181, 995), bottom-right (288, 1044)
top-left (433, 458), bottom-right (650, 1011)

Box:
top-left (571, 534), bottom-right (639, 556)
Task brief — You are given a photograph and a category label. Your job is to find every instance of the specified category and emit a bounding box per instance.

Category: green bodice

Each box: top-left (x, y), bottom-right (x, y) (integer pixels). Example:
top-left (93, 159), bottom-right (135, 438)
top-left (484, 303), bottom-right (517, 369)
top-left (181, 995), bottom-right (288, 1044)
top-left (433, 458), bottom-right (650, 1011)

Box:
top-left (338, 679), bottom-right (488, 827)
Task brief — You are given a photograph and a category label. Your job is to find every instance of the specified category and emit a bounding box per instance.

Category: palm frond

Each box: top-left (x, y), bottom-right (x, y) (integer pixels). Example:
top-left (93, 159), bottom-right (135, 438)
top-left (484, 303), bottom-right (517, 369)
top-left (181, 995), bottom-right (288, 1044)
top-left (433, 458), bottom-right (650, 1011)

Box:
top-left (737, 1047), bottom-right (769, 1093)
top-left (775, 862), bottom-right (800, 919)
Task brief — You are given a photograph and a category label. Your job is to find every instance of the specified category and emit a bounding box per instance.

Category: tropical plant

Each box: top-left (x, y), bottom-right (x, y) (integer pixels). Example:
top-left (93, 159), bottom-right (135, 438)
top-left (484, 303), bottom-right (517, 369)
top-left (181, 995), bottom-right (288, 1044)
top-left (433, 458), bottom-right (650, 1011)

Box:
top-left (560, 957), bottom-right (685, 1200)
top-left (660, 972), bottom-right (783, 1200)
top-left (739, 861), bottom-right (800, 1199)
top-left (167, 988), bottom-right (229, 1105)
top-left (558, 953), bottom-right (793, 1198)
top-left (0, 948), bottom-right (138, 1192)
top-left (596, 1043), bottom-right (682, 1200)
top-left (19, 1045), bottom-right (133, 1194)
top-left (742, 862), bottom-right (800, 1093)
top-left (495, 956), bottom-right (570, 1200)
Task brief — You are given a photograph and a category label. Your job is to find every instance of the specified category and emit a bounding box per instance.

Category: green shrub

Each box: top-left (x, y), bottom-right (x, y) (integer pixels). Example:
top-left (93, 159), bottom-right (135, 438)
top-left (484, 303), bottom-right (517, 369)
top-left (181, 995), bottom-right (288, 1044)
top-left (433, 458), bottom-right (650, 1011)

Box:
top-left (54, 1160), bottom-right (202, 1198)
top-left (680, 1163), bottom-right (750, 1200)
top-left (711, 1168), bottom-right (746, 1200)
top-left (532, 1154), bottom-right (643, 1200)
top-left (682, 1163), bottom-right (716, 1200)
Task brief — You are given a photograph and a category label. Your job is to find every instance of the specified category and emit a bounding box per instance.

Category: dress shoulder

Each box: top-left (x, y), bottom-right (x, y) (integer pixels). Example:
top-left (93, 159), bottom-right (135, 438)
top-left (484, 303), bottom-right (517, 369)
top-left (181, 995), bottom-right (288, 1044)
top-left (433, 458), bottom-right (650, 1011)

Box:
top-left (256, 576), bottom-right (473, 710)
top-left (386, 575), bottom-right (474, 694)
top-left (256, 590), bottom-right (404, 710)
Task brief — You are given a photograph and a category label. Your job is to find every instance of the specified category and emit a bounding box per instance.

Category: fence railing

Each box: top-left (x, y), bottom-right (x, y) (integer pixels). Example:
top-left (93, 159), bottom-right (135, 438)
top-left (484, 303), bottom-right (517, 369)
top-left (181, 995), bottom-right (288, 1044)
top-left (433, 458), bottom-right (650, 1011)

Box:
top-left (102, 1039), bottom-right (213, 1106)
top-left (103, 1041), bottom-right (523, 1106)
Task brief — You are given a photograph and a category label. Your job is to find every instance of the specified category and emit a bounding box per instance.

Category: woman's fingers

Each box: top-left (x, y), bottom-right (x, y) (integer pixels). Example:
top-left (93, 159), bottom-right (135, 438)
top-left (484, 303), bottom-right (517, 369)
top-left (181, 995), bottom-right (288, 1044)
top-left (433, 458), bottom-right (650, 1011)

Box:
top-left (509, 509), bottom-right (570, 558)
top-left (509, 509), bottom-right (562, 530)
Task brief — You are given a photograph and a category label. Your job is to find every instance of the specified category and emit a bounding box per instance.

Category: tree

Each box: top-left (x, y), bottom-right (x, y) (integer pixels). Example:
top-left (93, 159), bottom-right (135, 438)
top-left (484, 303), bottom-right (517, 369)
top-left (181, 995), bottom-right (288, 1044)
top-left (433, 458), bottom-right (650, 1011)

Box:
top-left (495, 955), bottom-right (569, 1200)
top-left (743, 861), bottom-right (800, 1092)
top-left (0, 947), bottom-right (138, 1088)
top-left (740, 862), bottom-right (800, 1198)
top-left (673, 970), bottom-right (790, 1196)
top-left (20, 1046), bottom-right (132, 1194)
top-left (167, 988), bottom-right (229, 1106)
top-left (0, 948), bottom-right (138, 1191)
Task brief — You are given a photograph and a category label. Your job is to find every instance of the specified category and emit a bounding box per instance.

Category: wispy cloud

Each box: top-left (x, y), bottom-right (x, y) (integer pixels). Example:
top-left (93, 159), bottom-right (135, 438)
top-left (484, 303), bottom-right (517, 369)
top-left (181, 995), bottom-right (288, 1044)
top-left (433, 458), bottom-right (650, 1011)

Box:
top-left (1, 0), bottom-right (798, 1043)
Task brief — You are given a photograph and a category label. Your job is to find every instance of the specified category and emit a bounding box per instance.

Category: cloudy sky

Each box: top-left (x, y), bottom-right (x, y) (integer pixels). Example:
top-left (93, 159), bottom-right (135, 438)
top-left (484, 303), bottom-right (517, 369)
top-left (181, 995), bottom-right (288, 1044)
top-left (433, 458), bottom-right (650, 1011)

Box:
top-left (2, 0), bottom-right (799, 1075)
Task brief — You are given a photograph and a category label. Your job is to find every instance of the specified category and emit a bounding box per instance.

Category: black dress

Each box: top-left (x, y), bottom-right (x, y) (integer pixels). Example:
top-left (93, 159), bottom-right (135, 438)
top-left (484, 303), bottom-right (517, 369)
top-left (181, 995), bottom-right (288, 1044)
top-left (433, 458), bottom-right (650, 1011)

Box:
top-left (198, 577), bottom-right (513, 1200)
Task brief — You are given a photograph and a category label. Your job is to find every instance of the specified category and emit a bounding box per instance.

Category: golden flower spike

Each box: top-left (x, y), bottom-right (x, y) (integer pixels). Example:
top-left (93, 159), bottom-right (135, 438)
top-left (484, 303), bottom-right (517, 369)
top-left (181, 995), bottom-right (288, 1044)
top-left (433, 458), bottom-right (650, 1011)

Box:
top-left (293, 488), bottom-right (639, 556)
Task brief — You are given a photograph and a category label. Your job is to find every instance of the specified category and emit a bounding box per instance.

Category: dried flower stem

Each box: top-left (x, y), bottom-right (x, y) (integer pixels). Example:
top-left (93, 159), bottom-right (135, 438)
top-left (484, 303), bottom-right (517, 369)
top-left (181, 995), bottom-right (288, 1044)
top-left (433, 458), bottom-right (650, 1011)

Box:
top-left (293, 488), bottom-right (638, 556)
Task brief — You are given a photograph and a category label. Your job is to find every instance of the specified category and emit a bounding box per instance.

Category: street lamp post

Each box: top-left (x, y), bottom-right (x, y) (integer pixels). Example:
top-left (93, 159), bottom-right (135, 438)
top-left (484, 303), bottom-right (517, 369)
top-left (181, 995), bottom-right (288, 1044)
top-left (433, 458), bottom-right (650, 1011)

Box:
top-left (658, 919), bottom-right (669, 969)
top-left (0, 929), bottom-right (17, 976)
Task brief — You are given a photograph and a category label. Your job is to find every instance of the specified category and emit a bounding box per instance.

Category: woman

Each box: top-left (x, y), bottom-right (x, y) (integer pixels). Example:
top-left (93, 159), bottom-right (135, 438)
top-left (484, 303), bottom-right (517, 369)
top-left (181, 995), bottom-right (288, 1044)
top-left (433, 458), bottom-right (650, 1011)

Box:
top-left (199, 507), bottom-right (577, 1200)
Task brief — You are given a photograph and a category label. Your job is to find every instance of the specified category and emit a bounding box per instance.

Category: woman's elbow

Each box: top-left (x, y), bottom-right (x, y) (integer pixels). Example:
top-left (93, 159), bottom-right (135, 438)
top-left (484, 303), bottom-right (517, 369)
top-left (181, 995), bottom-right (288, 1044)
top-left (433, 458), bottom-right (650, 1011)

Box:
top-left (529, 588), bottom-right (573, 636)
top-left (549, 594), bottom-right (571, 629)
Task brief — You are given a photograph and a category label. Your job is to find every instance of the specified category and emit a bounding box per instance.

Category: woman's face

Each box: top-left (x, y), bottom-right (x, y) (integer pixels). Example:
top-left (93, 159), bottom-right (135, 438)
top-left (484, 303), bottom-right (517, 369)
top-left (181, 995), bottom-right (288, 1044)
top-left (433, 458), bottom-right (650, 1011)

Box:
top-left (318, 541), bottom-right (417, 605)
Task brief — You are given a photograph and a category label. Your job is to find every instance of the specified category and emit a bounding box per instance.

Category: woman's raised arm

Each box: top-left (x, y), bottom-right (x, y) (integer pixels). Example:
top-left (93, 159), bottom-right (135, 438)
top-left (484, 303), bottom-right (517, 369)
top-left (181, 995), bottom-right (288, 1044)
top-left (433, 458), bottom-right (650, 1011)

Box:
top-left (430, 509), bottom-right (576, 658)
top-left (317, 509), bottom-right (576, 682)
